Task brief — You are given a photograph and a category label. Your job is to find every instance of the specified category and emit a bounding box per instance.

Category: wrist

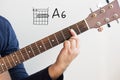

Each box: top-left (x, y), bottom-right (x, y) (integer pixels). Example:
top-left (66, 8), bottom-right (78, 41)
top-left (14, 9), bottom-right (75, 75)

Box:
top-left (48, 63), bottom-right (66, 80)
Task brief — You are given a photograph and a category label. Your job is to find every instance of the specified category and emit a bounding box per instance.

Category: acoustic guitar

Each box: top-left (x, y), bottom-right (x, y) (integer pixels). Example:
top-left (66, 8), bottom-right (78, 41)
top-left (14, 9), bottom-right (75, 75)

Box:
top-left (0, 0), bottom-right (120, 80)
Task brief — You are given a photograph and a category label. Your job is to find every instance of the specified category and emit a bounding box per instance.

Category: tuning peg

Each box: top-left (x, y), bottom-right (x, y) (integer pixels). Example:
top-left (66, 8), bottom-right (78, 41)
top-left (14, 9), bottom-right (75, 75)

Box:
top-left (90, 8), bottom-right (98, 18)
top-left (116, 19), bottom-right (119, 23)
top-left (107, 24), bottom-right (111, 27)
top-left (104, 18), bottom-right (111, 27)
top-left (113, 14), bottom-right (119, 24)
top-left (98, 27), bottom-right (103, 32)
top-left (105, 0), bottom-right (111, 27)
top-left (90, 8), bottom-right (93, 13)
top-left (106, 0), bottom-right (110, 3)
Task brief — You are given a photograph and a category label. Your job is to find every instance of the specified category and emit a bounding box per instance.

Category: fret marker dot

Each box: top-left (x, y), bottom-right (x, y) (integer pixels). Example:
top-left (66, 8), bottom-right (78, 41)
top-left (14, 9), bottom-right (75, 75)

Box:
top-left (52, 40), bottom-right (54, 42)
top-left (16, 61), bottom-right (18, 63)
top-left (2, 64), bottom-right (4, 66)
top-left (28, 51), bottom-right (31, 53)
top-left (40, 46), bottom-right (42, 48)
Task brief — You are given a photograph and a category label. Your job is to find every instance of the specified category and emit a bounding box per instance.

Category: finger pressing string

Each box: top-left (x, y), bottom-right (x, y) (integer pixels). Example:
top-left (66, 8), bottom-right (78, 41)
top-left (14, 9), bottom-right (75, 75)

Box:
top-left (70, 29), bottom-right (77, 37)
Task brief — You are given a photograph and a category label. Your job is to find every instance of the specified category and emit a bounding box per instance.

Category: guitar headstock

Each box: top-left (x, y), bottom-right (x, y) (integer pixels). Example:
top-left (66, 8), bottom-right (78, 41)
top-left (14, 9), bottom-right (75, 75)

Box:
top-left (86, 0), bottom-right (120, 29)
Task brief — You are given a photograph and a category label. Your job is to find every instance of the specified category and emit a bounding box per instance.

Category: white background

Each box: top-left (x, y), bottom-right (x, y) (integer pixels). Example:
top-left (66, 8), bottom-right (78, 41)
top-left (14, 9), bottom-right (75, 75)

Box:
top-left (0, 0), bottom-right (120, 80)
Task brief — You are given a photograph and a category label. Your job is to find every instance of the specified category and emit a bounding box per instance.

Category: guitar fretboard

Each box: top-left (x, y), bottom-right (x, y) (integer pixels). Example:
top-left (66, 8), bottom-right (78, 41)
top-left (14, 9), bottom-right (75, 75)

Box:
top-left (0, 20), bottom-right (89, 74)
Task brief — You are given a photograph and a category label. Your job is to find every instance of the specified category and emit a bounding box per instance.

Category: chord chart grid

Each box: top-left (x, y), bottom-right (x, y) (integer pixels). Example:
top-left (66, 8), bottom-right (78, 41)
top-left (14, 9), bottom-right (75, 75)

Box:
top-left (33, 8), bottom-right (49, 25)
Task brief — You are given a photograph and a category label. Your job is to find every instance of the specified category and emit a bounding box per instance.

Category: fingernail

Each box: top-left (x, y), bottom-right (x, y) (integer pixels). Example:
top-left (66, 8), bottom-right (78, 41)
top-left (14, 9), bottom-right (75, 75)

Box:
top-left (70, 29), bottom-right (74, 32)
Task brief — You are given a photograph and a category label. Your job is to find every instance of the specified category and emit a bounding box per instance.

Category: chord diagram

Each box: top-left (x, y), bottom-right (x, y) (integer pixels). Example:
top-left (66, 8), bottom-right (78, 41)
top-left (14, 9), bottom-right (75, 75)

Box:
top-left (33, 8), bottom-right (49, 25)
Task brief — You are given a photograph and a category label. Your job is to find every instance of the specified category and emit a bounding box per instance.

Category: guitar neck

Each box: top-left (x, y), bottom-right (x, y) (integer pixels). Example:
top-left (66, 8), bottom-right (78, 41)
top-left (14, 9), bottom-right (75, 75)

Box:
top-left (0, 0), bottom-right (119, 74)
top-left (0, 20), bottom-right (89, 74)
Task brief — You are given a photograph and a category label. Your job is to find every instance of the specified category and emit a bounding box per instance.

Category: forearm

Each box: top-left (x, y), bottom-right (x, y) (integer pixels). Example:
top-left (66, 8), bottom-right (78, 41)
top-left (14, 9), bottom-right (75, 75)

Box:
top-left (48, 29), bottom-right (80, 80)
top-left (48, 63), bottom-right (66, 80)
top-left (0, 71), bottom-right (11, 80)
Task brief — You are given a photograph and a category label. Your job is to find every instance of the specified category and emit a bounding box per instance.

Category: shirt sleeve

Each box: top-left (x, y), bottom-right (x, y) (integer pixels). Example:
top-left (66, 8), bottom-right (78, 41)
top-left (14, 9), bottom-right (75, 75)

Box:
top-left (22, 66), bottom-right (63, 80)
top-left (0, 16), bottom-right (28, 80)
top-left (0, 16), bottom-right (63, 80)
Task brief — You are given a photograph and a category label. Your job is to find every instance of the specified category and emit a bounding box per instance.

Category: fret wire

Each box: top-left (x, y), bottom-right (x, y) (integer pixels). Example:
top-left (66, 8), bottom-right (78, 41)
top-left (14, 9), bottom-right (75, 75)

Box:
top-left (67, 27), bottom-right (71, 33)
top-left (0, 60), bottom-right (4, 72)
top-left (48, 37), bottom-right (53, 47)
top-left (14, 52), bottom-right (21, 64)
top-left (48, 34), bottom-right (59, 47)
top-left (24, 48), bottom-right (30, 59)
top-left (0, 63), bottom-right (4, 73)
top-left (0, 20), bottom-right (90, 74)
top-left (77, 20), bottom-right (89, 33)
top-left (21, 48), bottom-right (31, 59)
top-left (60, 30), bottom-right (66, 40)
top-left (10, 54), bottom-right (16, 66)
top-left (35, 42), bottom-right (41, 53)
top-left (11, 53), bottom-right (18, 65)
top-left (0, 58), bottom-right (4, 73)
top-left (76, 23), bottom-right (81, 33)
top-left (5, 56), bottom-right (12, 68)
top-left (62, 28), bottom-right (72, 40)
top-left (55, 31), bottom-right (65, 44)
top-left (36, 40), bottom-right (45, 53)
top-left (42, 37), bottom-right (52, 50)
top-left (19, 50), bottom-right (25, 61)
top-left (1, 58), bottom-right (7, 70)
top-left (31, 43), bottom-right (40, 55)
top-left (54, 34), bottom-right (59, 44)
top-left (67, 27), bottom-right (72, 33)
top-left (69, 24), bottom-right (80, 35)
top-left (41, 39), bottom-right (47, 50)
top-left (25, 46), bottom-right (35, 58)
top-left (3, 56), bottom-right (11, 69)
top-left (6, 55), bottom-right (16, 69)
top-left (16, 50), bottom-right (25, 63)
top-left (29, 45), bottom-right (35, 56)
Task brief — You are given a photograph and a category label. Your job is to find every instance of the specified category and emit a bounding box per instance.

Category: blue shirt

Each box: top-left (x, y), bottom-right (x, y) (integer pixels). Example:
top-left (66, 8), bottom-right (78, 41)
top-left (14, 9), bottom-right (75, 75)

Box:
top-left (0, 16), bottom-right (28, 80)
top-left (0, 16), bottom-right (63, 80)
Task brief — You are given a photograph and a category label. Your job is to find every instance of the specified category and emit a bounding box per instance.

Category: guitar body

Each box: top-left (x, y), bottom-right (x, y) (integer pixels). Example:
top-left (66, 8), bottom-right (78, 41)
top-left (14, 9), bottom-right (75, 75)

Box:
top-left (0, 71), bottom-right (11, 80)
